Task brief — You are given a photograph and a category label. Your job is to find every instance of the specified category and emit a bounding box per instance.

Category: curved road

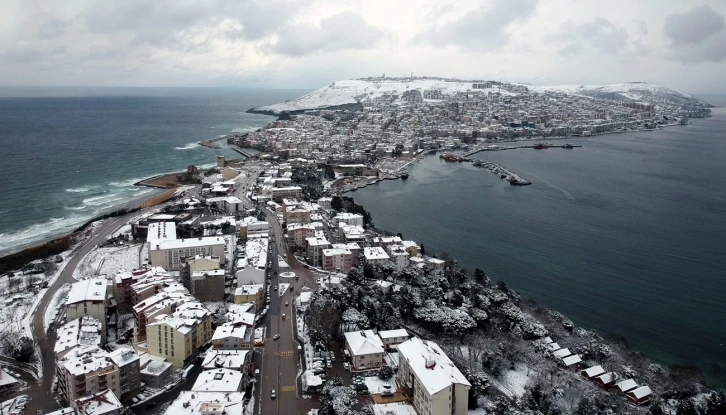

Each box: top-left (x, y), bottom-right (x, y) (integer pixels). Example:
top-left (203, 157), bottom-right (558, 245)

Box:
top-left (25, 213), bottom-right (140, 414)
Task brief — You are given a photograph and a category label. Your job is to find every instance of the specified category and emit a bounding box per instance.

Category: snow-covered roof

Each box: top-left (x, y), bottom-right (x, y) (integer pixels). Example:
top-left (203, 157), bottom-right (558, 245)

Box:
top-left (581, 365), bottom-right (605, 378)
top-left (364, 247), bottom-right (389, 261)
top-left (107, 348), bottom-right (139, 367)
top-left (164, 391), bottom-right (246, 415)
top-left (614, 379), bottom-right (638, 392)
top-left (192, 368), bottom-right (243, 392)
top-left (562, 355), bottom-right (582, 366)
top-left (54, 315), bottom-right (102, 358)
top-left (191, 269), bottom-right (225, 281)
top-left (61, 347), bottom-right (115, 377)
top-left (627, 386), bottom-right (652, 400)
top-left (73, 389), bottom-right (123, 415)
top-left (201, 350), bottom-right (250, 371)
top-left (397, 337), bottom-right (470, 395)
top-left (212, 325), bottom-right (247, 341)
top-left (378, 329), bottom-right (409, 340)
top-left (154, 236), bottom-right (225, 251)
top-left (66, 278), bottom-right (107, 305)
top-left (344, 330), bottom-right (384, 356)
top-left (147, 222), bottom-right (177, 245)
top-left (552, 348), bottom-right (572, 358)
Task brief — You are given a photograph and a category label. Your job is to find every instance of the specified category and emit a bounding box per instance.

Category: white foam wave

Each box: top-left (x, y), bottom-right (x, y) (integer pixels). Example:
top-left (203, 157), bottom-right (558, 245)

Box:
top-left (82, 192), bottom-right (126, 206)
top-left (65, 205), bottom-right (88, 211)
top-left (65, 187), bottom-right (91, 193)
top-left (109, 178), bottom-right (139, 188)
top-left (231, 127), bottom-right (257, 133)
top-left (174, 142), bottom-right (199, 150)
top-left (0, 216), bottom-right (89, 253)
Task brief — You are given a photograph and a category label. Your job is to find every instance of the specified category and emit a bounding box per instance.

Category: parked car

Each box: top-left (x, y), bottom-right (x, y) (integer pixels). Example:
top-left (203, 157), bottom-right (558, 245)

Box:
top-left (343, 362), bottom-right (350, 371)
top-left (381, 390), bottom-right (394, 397)
top-left (325, 359), bottom-right (332, 368)
top-left (271, 390), bottom-right (276, 399)
top-left (273, 334), bottom-right (280, 340)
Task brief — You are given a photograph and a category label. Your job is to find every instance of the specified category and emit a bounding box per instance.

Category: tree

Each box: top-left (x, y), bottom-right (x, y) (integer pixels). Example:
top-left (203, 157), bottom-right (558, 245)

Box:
top-left (378, 365), bottom-right (393, 380)
top-left (0, 334), bottom-right (37, 363)
top-left (525, 384), bottom-right (555, 414)
top-left (8, 277), bottom-right (22, 293)
top-left (331, 196), bottom-right (344, 212)
top-left (420, 244), bottom-right (425, 256)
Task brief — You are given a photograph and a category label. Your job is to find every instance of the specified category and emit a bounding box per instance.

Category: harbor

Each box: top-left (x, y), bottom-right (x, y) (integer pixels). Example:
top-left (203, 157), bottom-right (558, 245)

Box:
top-left (464, 142), bottom-right (582, 157)
top-left (471, 159), bottom-right (531, 185)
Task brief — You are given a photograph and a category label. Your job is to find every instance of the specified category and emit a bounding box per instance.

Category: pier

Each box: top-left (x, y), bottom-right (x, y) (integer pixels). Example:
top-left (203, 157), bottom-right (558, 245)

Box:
top-left (465, 143), bottom-right (582, 157)
top-left (471, 160), bottom-right (531, 185)
top-left (198, 135), bottom-right (230, 149)
top-left (233, 147), bottom-right (257, 158)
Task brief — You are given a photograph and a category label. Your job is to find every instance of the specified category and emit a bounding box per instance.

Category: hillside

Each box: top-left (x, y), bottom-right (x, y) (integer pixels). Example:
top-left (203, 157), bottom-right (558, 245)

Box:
top-left (249, 77), bottom-right (712, 115)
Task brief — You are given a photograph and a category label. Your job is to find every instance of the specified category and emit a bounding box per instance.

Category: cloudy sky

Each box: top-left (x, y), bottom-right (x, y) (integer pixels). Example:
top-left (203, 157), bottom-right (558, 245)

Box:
top-left (1, 0), bottom-right (725, 93)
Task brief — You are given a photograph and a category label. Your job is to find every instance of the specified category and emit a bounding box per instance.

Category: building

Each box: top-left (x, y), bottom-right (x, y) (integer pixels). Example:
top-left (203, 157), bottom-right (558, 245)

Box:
top-left (107, 349), bottom-right (141, 401)
top-left (286, 223), bottom-right (316, 250)
top-left (363, 247), bottom-right (389, 266)
top-left (322, 248), bottom-right (354, 273)
top-left (211, 325), bottom-right (250, 350)
top-left (65, 278), bottom-right (108, 343)
top-left (332, 213), bottom-right (364, 227)
top-left (180, 255), bottom-right (224, 301)
top-left (130, 276), bottom-right (187, 307)
top-left (201, 350), bottom-right (251, 375)
top-left (164, 391), bottom-right (246, 415)
top-left (400, 240), bottom-right (420, 257)
top-left (133, 292), bottom-right (193, 340)
top-left (192, 368), bottom-right (243, 392)
top-left (146, 302), bottom-right (213, 367)
top-left (397, 337), bottom-right (470, 415)
top-left (54, 315), bottom-right (103, 360)
top-left (57, 347), bottom-right (120, 405)
top-left (377, 329), bottom-right (410, 350)
top-left (388, 245), bottom-right (410, 270)
top-left (343, 330), bottom-right (385, 371)
top-left (427, 258), bottom-right (446, 270)
top-left (284, 206), bottom-right (312, 224)
top-left (233, 284), bottom-right (263, 308)
top-left (71, 389), bottom-right (123, 415)
top-left (206, 196), bottom-right (244, 214)
top-left (236, 236), bottom-right (268, 286)
top-left (373, 236), bottom-right (402, 248)
top-left (306, 237), bottom-right (331, 268)
top-left (113, 268), bottom-right (169, 312)
top-left (238, 216), bottom-right (269, 241)
top-left (317, 197), bottom-right (332, 210)
top-left (265, 186), bottom-right (302, 202)
top-left (138, 352), bottom-right (174, 389)
top-left (149, 236), bottom-right (226, 271)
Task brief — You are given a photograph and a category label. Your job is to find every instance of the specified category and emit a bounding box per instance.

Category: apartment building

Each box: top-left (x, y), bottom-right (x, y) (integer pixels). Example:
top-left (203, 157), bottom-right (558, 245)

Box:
top-left (205, 196), bottom-right (244, 214)
top-left (233, 284), bottom-right (263, 308)
top-left (286, 223), bottom-right (316, 250)
top-left (363, 247), bottom-right (389, 266)
top-left (57, 347), bottom-right (120, 404)
top-left (332, 213), bottom-right (364, 227)
top-left (146, 302), bottom-right (213, 367)
top-left (149, 236), bottom-right (226, 271)
top-left (211, 325), bottom-right (250, 350)
top-left (388, 245), bottom-right (410, 270)
top-left (107, 349), bottom-right (141, 401)
top-left (54, 315), bottom-right (103, 361)
top-left (65, 278), bottom-right (108, 343)
top-left (322, 248), bottom-right (354, 273)
top-left (377, 329), bottom-right (410, 350)
top-left (397, 337), bottom-right (470, 415)
top-left (133, 292), bottom-right (193, 340)
top-left (306, 237), bottom-right (331, 268)
top-left (236, 236), bottom-right (268, 286)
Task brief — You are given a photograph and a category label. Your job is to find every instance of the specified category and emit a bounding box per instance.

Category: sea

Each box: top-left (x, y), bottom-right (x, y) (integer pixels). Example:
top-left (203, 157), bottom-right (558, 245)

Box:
top-left (0, 87), bottom-right (306, 254)
top-left (1, 88), bottom-right (724, 387)
top-left (353, 96), bottom-right (726, 387)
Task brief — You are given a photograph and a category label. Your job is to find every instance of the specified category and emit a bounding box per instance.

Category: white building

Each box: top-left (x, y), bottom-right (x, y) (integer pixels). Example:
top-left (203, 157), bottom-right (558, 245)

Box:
top-left (332, 213), bottom-right (364, 227)
top-left (211, 325), bottom-right (250, 350)
top-left (192, 368), bottom-right (243, 392)
top-left (377, 329), bottom-right (410, 350)
top-left (149, 236), bottom-right (226, 271)
top-left (388, 245), bottom-right (410, 270)
top-left (397, 337), bottom-right (470, 415)
top-left (363, 247), bottom-right (389, 266)
top-left (65, 278), bottom-right (108, 343)
top-left (322, 248), bottom-right (354, 273)
top-left (343, 330), bottom-right (385, 371)
top-left (236, 236), bottom-right (268, 286)
top-left (306, 236), bottom-right (331, 268)
top-left (54, 315), bottom-right (103, 360)
top-left (164, 391), bottom-right (246, 415)
top-left (206, 196), bottom-right (244, 214)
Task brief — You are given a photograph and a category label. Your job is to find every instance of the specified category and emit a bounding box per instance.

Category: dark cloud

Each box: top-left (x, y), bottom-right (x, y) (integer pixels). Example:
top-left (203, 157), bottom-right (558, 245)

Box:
top-left (556, 18), bottom-right (628, 56)
top-left (664, 5), bottom-right (726, 64)
top-left (413, 0), bottom-right (538, 51)
top-left (274, 12), bottom-right (383, 57)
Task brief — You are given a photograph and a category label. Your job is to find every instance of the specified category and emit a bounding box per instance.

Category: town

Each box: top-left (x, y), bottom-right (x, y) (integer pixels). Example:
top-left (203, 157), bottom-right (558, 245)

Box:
top-left (0, 78), bottom-right (723, 415)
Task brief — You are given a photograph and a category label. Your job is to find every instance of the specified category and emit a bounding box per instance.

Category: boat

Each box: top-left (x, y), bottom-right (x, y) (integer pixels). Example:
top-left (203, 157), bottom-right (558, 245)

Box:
top-left (472, 160), bottom-right (483, 167)
top-left (533, 143), bottom-right (550, 150)
top-left (428, 149), bottom-right (437, 155)
top-left (561, 143), bottom-right (574, 149)
top-left (400, 170), bottom-right (409, 180)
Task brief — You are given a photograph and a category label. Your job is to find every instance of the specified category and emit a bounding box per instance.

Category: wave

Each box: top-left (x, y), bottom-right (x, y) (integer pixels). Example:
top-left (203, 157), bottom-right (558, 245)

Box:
top-left (174, 142), bottom-right (199, 150)
top-left (82, 192), bottom-right (126, 206)
top-left (65, 205), bottom-right (88, 211)
top-left (231, 127), bottom-right (257, 133)
top-left (109, 178), bottom-right (139, 188)
top-left (65, 187), bottom-right (91, 193)
top-left (0, 215), bottom-right (90, 253)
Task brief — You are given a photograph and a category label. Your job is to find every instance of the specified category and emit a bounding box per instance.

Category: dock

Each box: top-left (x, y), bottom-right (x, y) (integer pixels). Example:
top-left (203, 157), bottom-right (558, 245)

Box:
top-left (233, 147), bottom-right (257, 158)
top-left (198, 135), bottom-right (230, 149)
top-left (471, 160), bottom-right (531, 186)
top-left (465, 143), bottom-right (581, 157)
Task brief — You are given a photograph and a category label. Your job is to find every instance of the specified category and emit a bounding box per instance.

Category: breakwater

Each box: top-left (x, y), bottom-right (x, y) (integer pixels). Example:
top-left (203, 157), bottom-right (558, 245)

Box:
top-left (471, 160), bottom-right (531, 185)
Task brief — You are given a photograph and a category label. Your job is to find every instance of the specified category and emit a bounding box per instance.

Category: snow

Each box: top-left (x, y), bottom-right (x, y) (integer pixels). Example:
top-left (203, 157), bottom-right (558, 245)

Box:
top-left (44, 283), bottom-right (70, 330)
top-left (372, 402), bottom-right (417, 415)
top-left (364, 376), bottom-right (397, 394)
top-left (501, 364), bottom-right (531, 398)
top-left (520, 82), bottom-right (692, 99)
top-left (74, 244), bottom-right (141, 279)
top-left (279, 282), bottom-right (290, 296)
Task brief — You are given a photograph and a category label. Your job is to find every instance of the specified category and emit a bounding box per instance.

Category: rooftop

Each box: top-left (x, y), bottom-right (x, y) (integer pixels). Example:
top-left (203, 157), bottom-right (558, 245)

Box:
top-left (192, 368), bottom-right (243, 392)
top-left (397, 337), bottom-right (470, 395)
top-left (147, 221), bottom-right (177, 245)
top-left (154, 236), bottom-right (225, 251)
top-left (163, 391), bottom-right (246, 415)
top-left (344, 330), bottom-right (384, 356)
top-left (66, 278), bottom-right (107, 305)
top-left (364, 247), bottom-right (389, 260)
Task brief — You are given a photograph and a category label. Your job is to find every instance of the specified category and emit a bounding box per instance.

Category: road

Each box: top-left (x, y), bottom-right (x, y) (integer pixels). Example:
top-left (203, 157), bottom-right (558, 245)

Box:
top-left (233, 167), bottom-right (319, 414)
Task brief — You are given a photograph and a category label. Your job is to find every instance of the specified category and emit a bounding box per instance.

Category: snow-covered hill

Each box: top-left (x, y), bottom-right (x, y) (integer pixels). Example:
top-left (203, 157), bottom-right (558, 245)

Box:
top-left (249, 77), bottom-right (708, 114)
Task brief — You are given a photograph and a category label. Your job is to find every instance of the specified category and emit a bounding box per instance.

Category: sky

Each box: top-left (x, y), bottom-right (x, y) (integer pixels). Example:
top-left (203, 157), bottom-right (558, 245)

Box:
top-left (1, 0), bottom-right (725, 94)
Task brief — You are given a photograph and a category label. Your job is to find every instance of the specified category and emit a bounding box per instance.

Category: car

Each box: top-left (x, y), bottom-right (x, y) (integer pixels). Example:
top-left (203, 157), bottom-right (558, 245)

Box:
top-left (274, 286), bottom-right (277, 291)
top-left (343, 362), bottom-right (350, 370)
top-left (285, 301), bottom-right (289, 306)
top-left (282, 313), bottom-right (286, 319)
top-left (273, 334), bottom-right (280, 340)
top-left (381, 390), bottom-right (394, 397)
top-left (271, 389), bottom-right (276, 399)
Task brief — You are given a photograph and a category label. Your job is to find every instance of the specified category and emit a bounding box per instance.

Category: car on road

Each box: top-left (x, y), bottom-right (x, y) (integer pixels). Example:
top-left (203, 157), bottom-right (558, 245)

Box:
top-left (273, 334), bottom-right (280, 340)
top-left (343, 362), bottom-right (350, 371)
top-left (282, 313), bottom-right (286, 319)
top-left (285, 301), bottom-right (288, 306)
top-left (271, 389), bottom-right (276, 399)
top-left (381, 390), bottom-right (394, 397)
top-left (273, 285), bottom-right (277, 291)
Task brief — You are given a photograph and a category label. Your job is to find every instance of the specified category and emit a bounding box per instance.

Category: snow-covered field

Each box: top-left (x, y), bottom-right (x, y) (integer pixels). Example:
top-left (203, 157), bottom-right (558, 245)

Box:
top-left (364, 377), bottom-right (397, 394)
top-left (372, 402), bottom-right (417, 415)
top-left (74, 244), bottom-right (141, 279)
top-left (501, 364), bottom-right (532, 398)
top-left (279, 282), bottom-right (290, 296)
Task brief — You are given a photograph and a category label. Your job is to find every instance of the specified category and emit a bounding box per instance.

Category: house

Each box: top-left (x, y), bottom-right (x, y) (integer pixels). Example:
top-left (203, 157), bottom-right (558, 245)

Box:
top-left (388, 245), bottom-right (409, 270)
top-left (400, 240), bottom-right (420, 257)
top-left (581, 365), bottom-right (605, 380)
top-left (627, 386), bottom-right (653, 405)
top-left (54, 315), bottom-right (103, 360)
top-left (344, 330), bottom-right (385, 371)
top-left (397, 337), bottom-right (470, 415)
top-left (332, 213), bottom-right (364, 227)
top-left (561, 355), bottom-right (582, 368)
top-left (552, 348), bottom-right (572, 358)
top-left (57, 347), bottom-right (120, 404)
top-left (234, 285), bottom-right (264, 308)
top-left (306, 237), bottom-right (331, 268)
top-left (377, 329), bottom-right (410, 350)
top-left (72, 389), bottom-right (123, 415)
top-left (426, 258), bottom-right (446, 269)
top-left (594, 372), bottom-right (618, 388)
top-left (613, 379), bottom-right (638, 393)
top-left (192, 368), bottom-right (243, 392)
top-left (65, 278), bottom-right (108, 343)
top-left (322, 248), bottom-right (354, 273)
top-left (138, 353), bottom-right (173, 389)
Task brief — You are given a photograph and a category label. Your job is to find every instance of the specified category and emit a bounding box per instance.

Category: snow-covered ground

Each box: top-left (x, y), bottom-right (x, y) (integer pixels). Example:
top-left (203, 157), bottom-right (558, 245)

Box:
top-left (44, 283), bottom-right (70, 330)
top-left (74, 244), bottom-right (141, 279)
top-left (501, 364), bottom-right (532, 398)
top-left (279, 282), bottom-right (290, 296)
top-left (364, 376), bottom-right (397, 394)
top-left (372, 402), bottom-right (417, 415)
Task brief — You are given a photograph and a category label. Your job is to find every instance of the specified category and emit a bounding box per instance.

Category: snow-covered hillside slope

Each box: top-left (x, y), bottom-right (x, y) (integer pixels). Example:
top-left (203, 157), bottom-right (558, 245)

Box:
top-left (249, 78), bottom-right (708, 115)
